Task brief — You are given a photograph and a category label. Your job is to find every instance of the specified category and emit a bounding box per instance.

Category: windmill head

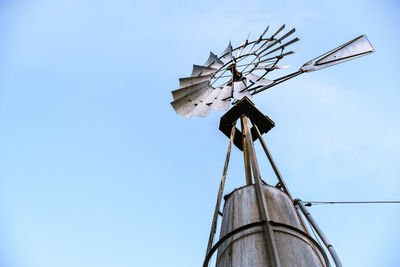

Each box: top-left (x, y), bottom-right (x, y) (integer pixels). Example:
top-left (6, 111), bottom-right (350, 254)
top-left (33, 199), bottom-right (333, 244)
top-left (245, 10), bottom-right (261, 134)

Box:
top-left (170, 26), bottom-right (374, 119)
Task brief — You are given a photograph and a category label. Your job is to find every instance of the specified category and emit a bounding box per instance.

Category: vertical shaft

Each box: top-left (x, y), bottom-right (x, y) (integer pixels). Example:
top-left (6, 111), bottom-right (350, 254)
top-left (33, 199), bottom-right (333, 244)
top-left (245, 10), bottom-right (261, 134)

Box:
top-left (205, 123), bottom-right (236, 258)
top-left (242, 116), bottom-right (281, 267)
top-left (241, 116), bottom-right (252, 185)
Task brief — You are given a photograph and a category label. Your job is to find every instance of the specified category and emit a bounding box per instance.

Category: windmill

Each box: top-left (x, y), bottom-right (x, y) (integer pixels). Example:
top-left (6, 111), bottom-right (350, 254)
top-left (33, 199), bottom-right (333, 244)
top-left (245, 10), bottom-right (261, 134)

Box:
top-left (170, 25), bottom-right (374, 267)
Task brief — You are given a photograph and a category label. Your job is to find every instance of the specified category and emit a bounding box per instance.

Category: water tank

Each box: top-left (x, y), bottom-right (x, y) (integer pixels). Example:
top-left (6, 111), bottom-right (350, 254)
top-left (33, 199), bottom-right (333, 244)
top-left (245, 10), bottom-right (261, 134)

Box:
top-left (216, 184), bottom-right (329, 267)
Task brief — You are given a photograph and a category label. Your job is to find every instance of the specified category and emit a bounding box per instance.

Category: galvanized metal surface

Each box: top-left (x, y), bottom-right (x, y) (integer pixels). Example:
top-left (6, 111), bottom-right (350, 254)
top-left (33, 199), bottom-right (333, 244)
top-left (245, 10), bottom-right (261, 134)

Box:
top-left (216, 185), bottom-right (329, 267)
top-left (172, 80), bottom-right (209, 100)
top-left (245, 73), bottom-right (274, 86)
top-left (179, 74), bottom-right (212, 89)
top-left (171, 28), bottom-right (374, 118)
top-left (242, 115), bottom-right (281, 267)
top-left (205, 52), bottom-right (225, 69)
top-left (301, 35), bottom-right (374, 72)
top-left (171, 25), bottom-right (299, 119)
top-left (233, 81), bottom-right (251, 100)
top-left (222, 41), bottom-right (233, 63)
top-left (192, 88), bottom-right (222, 117)
top-left (210, 85), bottom-right (231, 111)
top-left (170, 86), bottom-right (214, 118)
top-left (191, 64), bottom-right (218, 77)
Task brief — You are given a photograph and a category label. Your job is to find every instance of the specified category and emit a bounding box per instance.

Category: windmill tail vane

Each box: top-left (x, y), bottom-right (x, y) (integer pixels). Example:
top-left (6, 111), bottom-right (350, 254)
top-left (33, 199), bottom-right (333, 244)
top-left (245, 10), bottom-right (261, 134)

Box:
top-left (170, 25), bottom-right (374, 118)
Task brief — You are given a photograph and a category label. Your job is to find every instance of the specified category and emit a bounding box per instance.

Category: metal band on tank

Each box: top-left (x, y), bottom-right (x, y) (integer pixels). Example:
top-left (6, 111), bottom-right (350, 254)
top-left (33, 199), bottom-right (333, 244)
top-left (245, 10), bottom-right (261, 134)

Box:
top-left (203, 220), bottom-right (330, 267)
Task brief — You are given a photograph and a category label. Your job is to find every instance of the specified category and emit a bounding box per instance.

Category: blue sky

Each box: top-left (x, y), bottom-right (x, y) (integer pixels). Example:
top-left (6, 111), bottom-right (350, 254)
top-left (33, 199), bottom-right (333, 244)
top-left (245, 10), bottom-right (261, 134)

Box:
top-left (0, 0), bottom-right (399, 266)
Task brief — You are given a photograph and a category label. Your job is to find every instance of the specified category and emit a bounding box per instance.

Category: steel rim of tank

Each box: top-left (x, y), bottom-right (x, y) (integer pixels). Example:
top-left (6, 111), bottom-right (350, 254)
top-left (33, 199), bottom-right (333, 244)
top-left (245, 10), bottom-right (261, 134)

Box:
top-left (203, 220), bottom-right (330, 267)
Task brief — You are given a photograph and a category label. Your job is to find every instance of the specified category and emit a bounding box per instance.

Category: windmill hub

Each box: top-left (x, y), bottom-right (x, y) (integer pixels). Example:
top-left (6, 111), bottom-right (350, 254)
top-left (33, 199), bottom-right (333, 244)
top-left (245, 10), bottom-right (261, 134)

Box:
top-left (226, 64), bottom-right (243, 83)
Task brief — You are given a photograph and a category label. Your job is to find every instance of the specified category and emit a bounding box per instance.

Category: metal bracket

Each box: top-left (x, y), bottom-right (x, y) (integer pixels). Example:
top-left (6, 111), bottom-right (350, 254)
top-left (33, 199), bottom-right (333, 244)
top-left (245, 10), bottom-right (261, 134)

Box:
top-left (219, 97), bottom-right (275, 150)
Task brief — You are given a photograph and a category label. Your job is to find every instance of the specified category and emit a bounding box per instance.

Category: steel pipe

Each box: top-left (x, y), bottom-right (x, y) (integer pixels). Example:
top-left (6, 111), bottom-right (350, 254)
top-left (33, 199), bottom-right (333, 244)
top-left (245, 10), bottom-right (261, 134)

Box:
top-left (253, 124), bottom-right (293, 200)
top-left (295, 199), bottom-right (343, 267)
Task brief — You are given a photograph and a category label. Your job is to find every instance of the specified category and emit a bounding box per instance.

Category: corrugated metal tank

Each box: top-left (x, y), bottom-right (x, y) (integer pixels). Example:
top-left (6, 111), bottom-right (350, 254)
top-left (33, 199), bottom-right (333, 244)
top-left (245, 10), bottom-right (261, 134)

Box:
top-left (216, 184), bottom-right (329, 267)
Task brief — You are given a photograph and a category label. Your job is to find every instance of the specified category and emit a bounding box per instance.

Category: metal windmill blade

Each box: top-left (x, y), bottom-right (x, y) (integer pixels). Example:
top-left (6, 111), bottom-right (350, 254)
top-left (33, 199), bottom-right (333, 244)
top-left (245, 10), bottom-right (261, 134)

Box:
top-left (171, 25), bottom-right (299, 119)
top-left (170, 26), bottom-right (374, 118)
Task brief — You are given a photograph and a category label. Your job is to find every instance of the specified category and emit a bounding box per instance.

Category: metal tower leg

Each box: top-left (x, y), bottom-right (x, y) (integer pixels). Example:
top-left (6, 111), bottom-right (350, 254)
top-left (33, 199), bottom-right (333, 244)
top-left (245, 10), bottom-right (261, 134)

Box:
top-left (241, 116), bottom-right (252, 185)
top-left (253, 124), bottom-right (293, 200)
top-left (205, 123), bottom-right (236, 261)
top-left (242, 115), bottom-right (281, 267)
